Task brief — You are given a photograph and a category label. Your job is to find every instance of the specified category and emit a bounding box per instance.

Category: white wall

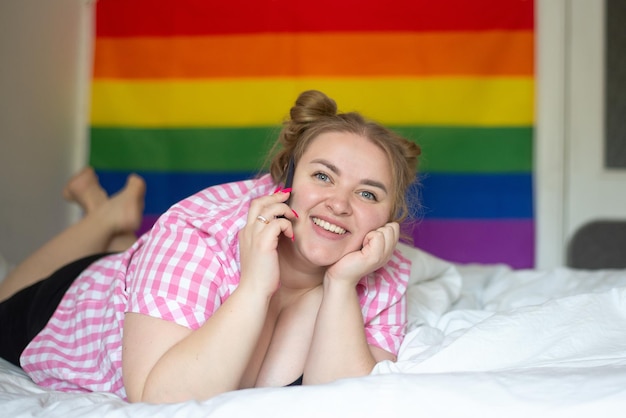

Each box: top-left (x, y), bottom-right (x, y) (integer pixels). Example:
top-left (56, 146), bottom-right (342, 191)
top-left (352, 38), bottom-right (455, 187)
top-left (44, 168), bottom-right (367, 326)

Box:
top-left (536, 0), bottom-right (626, 268)
top-left (0, 0), bottom-right (93, 264)
top-left (565, 0), bottom-right (626, 247)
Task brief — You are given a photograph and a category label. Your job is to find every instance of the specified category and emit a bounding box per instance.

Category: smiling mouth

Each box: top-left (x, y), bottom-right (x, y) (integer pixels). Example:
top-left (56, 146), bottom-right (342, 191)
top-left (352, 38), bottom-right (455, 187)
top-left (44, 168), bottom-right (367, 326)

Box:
top-left (312, 217), bottom-right (347, 235)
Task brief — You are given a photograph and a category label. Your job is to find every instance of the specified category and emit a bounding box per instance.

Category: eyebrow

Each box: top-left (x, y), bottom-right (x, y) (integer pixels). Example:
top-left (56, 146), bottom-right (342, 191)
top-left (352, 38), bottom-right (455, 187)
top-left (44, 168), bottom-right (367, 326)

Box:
top-left (310, 158), bottom-right (389, 194)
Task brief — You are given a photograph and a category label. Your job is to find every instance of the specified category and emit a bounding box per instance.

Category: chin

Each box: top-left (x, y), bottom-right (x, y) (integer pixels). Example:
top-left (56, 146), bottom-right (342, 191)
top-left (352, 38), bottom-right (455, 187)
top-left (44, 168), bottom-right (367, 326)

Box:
top-left (305, 252), bottom-right (339, 268)
top-left (301, 244), bottom-right (354, 268)
top-left (295, 229), bottom-right (362, 266)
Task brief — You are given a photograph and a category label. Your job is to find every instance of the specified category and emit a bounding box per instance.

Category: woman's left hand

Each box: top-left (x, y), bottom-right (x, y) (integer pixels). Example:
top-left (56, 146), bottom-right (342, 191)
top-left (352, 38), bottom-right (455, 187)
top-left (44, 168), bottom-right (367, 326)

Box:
top-left (324, 222), bottom-right (399, 286)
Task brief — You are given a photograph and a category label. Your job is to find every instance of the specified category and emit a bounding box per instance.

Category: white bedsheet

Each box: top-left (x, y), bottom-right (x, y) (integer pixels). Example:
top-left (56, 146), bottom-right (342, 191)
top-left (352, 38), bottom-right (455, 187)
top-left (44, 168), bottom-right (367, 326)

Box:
top-left (2, 244), bottom-right (626, 417)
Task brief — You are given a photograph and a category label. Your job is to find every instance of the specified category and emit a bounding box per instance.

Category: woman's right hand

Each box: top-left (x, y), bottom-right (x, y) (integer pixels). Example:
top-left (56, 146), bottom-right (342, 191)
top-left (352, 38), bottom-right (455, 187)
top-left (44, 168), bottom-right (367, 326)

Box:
top-left (237, 189), bottom-right (296, 296)
top-left (124, 189), bottom-right (297, 403)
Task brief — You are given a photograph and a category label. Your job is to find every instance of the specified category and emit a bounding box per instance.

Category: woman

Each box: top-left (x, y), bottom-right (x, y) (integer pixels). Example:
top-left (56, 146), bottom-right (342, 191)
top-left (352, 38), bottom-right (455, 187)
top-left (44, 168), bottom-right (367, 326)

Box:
top-left (0, 90), bottom-right (421, 403)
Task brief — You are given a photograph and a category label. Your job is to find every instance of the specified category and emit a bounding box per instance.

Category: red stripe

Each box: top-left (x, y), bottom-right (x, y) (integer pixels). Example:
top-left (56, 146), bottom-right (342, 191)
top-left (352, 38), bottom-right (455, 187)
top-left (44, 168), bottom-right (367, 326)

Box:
top-left (96, 0), bottom-right (534, 37)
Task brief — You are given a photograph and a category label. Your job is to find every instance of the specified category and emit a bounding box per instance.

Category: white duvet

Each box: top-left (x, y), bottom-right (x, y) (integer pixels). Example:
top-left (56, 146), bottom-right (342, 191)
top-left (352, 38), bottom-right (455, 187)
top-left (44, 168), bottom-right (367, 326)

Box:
top-left (1, 244), bottom-right (626, 417)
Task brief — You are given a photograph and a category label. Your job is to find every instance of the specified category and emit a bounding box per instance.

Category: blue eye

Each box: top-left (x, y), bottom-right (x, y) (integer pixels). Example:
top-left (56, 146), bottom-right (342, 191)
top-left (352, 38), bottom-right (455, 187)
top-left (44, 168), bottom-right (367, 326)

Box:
top-left (359, 191), bottom-right (377, 201)
top-left (314, 172), bottom-right (330, 182)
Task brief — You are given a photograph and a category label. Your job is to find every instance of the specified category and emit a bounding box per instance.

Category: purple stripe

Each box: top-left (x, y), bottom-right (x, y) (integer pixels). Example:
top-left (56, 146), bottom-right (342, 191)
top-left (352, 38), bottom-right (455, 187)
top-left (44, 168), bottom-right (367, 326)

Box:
top-left (141, 215), bottom-right (535, 269)
top-left (138, 214), bottom-right (161, 237)
top-left (405, 219), bottom-right (535, 269)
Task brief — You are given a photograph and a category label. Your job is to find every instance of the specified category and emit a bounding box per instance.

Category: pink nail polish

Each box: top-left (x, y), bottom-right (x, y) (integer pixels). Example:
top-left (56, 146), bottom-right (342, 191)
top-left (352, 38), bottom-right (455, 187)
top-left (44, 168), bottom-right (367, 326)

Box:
top-left (291, 209), bottom-right (299, 218)
top-left (273, 186), bottom-right (282, 194)
top-left (291, 234), bottom-right (295, 242)
top-left (281, 188), bottom-right (292, 194)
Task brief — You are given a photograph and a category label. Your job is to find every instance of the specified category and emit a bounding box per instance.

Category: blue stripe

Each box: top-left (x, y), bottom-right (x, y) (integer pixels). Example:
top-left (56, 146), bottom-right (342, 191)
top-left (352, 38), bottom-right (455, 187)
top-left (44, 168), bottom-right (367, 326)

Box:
top-left (415, 173), bottom-right (533, 218)
top-left (97, 170), bottom-right (533, 219)
top-left (96, 170), bottom-right (257, 214)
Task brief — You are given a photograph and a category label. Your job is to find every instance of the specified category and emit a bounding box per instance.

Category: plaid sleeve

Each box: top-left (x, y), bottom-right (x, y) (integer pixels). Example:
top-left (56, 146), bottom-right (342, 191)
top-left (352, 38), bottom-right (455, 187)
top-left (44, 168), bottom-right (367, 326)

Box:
top-left (125, 210), bottom-right (230, 330)
top-left (359, 250), bottom-right (410, 356)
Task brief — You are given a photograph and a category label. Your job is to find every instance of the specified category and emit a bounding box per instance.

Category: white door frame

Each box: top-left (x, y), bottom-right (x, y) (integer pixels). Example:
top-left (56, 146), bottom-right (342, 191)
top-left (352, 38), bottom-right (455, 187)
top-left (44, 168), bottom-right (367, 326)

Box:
top-left (535, 0), bottom-right (568, 268)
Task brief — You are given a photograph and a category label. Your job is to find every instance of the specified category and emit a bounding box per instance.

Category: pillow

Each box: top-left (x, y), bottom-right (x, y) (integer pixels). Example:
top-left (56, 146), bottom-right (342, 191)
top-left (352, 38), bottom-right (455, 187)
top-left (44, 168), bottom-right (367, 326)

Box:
top-left (396, 243), bottom-right (462, 331)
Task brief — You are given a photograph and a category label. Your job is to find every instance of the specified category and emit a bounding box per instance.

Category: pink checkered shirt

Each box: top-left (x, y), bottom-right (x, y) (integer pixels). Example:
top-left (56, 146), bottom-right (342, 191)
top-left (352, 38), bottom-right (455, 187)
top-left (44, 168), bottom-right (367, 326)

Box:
top-left (20, 175), bottom-right (409, 399)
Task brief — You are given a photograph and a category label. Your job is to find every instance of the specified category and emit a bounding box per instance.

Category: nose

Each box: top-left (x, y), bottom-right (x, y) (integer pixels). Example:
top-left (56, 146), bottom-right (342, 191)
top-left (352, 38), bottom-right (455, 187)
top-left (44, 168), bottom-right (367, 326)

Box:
top-left (325, 191), bottom-right (352, 216)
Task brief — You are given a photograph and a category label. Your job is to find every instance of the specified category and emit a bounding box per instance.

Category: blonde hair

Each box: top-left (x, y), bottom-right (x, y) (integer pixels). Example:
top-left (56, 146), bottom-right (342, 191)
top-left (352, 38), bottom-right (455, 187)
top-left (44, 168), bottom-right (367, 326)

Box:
top-left (268, 90), bottom-right (421, 222)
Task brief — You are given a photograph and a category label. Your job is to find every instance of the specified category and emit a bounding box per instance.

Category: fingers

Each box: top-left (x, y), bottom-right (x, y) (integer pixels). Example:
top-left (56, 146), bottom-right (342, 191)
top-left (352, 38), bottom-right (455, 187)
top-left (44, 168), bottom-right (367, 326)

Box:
top-left (247, 189), bottom-right (298, 225)
top-left (324, 222), bottom-right (400, 285)
top-left (363, 222), bottom-right (400, 266)
top-left (365, 222), bottom-right (399, 248)
top-left (379, 222), bottom-right (400, 250)
top-left (245, 189), bottom-right (297, 243)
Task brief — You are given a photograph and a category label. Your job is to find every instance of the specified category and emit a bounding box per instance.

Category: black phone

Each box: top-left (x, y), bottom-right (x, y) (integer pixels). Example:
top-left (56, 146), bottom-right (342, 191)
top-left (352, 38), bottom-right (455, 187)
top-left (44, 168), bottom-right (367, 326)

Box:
top-left (283, 156), bottom-right (295, 204)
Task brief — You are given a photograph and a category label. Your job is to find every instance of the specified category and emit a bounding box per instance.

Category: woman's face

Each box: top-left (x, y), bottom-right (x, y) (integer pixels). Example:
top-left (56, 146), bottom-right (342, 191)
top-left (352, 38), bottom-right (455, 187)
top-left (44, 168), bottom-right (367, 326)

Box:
top-left (288, 131), bottom-right (394, 268)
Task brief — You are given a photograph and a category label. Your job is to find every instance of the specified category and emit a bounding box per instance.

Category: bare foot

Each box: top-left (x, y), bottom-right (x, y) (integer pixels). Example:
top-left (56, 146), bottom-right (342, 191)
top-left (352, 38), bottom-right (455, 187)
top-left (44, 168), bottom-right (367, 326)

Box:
top-left (63, 167), bottom-right (108, 213)
top-left (99, 174), bottom-right (147, 235)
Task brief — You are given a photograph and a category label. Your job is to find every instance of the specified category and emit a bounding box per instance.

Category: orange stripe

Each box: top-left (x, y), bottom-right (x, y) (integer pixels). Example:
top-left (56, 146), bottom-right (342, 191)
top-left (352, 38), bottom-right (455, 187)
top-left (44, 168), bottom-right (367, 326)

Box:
top-left (94, 31), bottom-right (533, 79)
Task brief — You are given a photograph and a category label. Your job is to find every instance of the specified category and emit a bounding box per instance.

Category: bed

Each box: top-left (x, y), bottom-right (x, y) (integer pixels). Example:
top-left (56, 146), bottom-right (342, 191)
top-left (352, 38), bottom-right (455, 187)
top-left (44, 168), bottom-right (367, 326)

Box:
top-left (1, 242), bottom-right (626, 417)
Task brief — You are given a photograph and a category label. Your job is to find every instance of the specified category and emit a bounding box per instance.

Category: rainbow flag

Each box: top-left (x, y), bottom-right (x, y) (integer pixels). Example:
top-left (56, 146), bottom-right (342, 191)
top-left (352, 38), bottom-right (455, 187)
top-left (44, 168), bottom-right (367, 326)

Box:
top-left (90, 0), bottom-right (534, 268)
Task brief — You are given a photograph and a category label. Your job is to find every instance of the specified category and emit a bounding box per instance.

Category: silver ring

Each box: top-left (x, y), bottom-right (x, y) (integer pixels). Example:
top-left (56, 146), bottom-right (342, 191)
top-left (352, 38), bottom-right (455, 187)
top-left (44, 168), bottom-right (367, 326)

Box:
top-left (256, 215), bottom-right (270, 224)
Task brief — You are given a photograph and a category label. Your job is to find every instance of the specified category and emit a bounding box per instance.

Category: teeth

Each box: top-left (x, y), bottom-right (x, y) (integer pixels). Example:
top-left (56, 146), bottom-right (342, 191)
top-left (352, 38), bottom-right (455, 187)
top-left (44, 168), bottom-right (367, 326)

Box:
top-left (312, 217), bottom-right (346, 235)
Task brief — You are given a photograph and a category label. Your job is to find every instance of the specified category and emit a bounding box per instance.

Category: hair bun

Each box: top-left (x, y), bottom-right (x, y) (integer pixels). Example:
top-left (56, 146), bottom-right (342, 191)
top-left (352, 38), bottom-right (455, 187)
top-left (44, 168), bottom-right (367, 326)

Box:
top-left (290, 90), bottom-right (337, 124)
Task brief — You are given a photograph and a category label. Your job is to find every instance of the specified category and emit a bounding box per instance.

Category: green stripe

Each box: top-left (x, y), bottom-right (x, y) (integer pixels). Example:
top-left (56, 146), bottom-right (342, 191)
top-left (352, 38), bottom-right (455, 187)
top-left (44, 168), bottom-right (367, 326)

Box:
top-left (89, 126), bottom-right (532, 173)
top-left (393, 126), bottom-right (533, 172)
top-left (90, 127), bottom-right (279, 172)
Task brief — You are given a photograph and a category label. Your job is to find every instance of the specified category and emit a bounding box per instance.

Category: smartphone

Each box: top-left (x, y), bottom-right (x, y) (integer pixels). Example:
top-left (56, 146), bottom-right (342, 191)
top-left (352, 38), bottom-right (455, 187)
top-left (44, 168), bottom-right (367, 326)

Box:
top-left (283, 156), bottom-right (295, 204)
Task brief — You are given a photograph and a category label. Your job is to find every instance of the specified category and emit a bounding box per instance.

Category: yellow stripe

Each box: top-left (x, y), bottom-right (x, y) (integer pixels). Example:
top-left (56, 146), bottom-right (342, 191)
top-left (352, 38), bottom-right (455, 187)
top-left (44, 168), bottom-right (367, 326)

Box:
top-left (91, 78), bottom-right (534, 127)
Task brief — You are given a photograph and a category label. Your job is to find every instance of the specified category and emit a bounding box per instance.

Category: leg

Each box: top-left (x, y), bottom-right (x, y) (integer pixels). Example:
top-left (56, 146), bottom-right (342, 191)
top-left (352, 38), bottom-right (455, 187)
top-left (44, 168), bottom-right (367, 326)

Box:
top-left (0, 172), bottom-right (145, 302)
top-left (63, 167), bottom-right (141, 253)
top-left (62, 167), bottom-right (108, 213)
